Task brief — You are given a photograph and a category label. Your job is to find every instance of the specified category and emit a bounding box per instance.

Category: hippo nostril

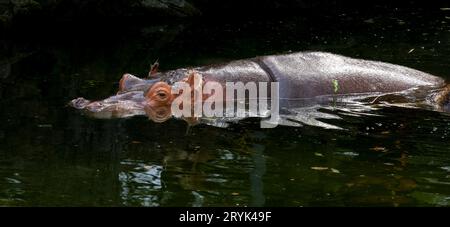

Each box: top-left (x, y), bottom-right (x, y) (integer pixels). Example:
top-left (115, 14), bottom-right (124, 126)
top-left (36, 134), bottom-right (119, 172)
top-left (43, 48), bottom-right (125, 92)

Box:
top-left (69, 97), bottom-right (91, 109)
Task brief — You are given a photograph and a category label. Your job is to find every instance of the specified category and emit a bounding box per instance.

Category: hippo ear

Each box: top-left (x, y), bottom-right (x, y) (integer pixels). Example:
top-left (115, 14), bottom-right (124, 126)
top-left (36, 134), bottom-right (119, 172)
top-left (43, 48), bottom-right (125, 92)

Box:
top-left (119, 73), bottom-right (144, 93)
top-left (147, 59), bottom-right (160, 78)
top-left (435, 84), bottom-right (450, 112)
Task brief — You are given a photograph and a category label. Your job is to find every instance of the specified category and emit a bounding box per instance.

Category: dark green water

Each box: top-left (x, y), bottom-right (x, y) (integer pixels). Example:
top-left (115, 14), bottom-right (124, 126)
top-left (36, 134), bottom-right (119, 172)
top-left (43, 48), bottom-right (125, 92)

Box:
top-left (1, 6), bottom-right (450, 206)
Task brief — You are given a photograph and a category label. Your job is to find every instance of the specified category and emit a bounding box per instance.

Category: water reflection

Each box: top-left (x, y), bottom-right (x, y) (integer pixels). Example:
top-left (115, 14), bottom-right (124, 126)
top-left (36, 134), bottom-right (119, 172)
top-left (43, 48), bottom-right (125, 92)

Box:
top-left (249, 144), bottom-right (267, 207)
top-left (1, 105), bottom-right (450, 206)
top-left (119, 160), bottom-right (163, 206)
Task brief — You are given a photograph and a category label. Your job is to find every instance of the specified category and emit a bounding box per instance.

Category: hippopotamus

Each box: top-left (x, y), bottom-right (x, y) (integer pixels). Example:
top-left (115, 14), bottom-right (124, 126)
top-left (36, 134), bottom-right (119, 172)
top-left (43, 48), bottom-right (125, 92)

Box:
top-left (70, 51), bottom-right (450, 126)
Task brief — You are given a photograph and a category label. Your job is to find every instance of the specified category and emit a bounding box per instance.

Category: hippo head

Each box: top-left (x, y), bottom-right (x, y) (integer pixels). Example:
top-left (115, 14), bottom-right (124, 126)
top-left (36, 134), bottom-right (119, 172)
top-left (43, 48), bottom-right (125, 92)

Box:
top-left (69, 71), bottom-right (205, 124)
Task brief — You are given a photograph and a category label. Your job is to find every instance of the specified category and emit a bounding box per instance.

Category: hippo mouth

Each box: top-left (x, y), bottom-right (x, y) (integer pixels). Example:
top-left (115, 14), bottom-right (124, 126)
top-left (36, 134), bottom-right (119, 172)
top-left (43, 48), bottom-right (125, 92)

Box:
top-left (68, 91), bottom-right (147, 119)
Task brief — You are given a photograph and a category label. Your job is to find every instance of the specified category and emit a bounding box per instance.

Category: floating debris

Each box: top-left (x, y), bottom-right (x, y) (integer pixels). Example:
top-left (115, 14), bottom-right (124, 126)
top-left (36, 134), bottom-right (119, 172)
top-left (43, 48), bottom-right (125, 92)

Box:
top-left (338, 151), bottom-right (359, 157)
top-left (311, 167), bottom-right (341, 174)
top-left (37, 124), bottom-right (52, 128)
top-left (423, 178), bottom-right (450, 185)
top-left (364, 18), bottom-right (375, 23)
top-left (410, 191), bottom-right (450, 206)
top-left (330, 168), bottom-right (341, 174)
top-left (408, 48), bottom-right (415, 54)
top-left (314, 152), bottom-right (324, 157)
top-left (370, 146), bottom-right (388, 152)
top-left (4, 177), bottom-right (21, 184)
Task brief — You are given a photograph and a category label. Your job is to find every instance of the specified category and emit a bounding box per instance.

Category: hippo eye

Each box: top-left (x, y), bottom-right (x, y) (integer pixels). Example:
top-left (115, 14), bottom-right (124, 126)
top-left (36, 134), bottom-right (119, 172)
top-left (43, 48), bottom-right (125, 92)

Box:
top-left (154, 90), bottom-right (169, 102)
top-left (157, 92), bottom-right (166, 98)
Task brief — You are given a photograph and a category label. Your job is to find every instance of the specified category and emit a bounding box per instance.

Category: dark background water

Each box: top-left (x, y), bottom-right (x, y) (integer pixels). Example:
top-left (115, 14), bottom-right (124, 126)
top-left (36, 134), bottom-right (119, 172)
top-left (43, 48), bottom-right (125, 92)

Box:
top-left (1, 1), bottom-right (450, 206)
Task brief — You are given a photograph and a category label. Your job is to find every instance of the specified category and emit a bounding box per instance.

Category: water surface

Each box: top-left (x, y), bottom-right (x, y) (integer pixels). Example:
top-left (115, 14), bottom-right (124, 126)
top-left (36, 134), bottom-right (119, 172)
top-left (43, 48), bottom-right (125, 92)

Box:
top-left (1, 6), bottom-right (450, 206)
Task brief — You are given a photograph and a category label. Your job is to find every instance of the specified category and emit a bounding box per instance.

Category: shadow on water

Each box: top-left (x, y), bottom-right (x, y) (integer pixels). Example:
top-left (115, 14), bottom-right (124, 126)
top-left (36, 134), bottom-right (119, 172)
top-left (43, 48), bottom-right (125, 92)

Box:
top-left (1, 4), bottom-right (450, 206)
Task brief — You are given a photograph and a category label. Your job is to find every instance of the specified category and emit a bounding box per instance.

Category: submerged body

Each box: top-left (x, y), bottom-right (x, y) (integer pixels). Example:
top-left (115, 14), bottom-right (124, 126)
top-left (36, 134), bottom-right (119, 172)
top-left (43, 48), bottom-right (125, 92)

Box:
top-left (70, 51), bottom-right (449, 124)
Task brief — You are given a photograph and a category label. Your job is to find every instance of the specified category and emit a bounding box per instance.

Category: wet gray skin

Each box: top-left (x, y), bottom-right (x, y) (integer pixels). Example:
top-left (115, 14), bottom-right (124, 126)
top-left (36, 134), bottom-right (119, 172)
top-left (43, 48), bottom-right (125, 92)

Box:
top-left (120, 52), bottom-right (445, 93)
top-left (70, 51), bottom-right (449, 120)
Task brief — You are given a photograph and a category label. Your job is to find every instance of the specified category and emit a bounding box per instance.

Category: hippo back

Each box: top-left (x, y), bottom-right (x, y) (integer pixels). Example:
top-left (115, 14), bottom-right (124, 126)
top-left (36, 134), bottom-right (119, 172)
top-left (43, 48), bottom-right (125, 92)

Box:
top-left (197, 59), bottom-right (272, 84)
top-left (258, 52), bottom-right (445, 99)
